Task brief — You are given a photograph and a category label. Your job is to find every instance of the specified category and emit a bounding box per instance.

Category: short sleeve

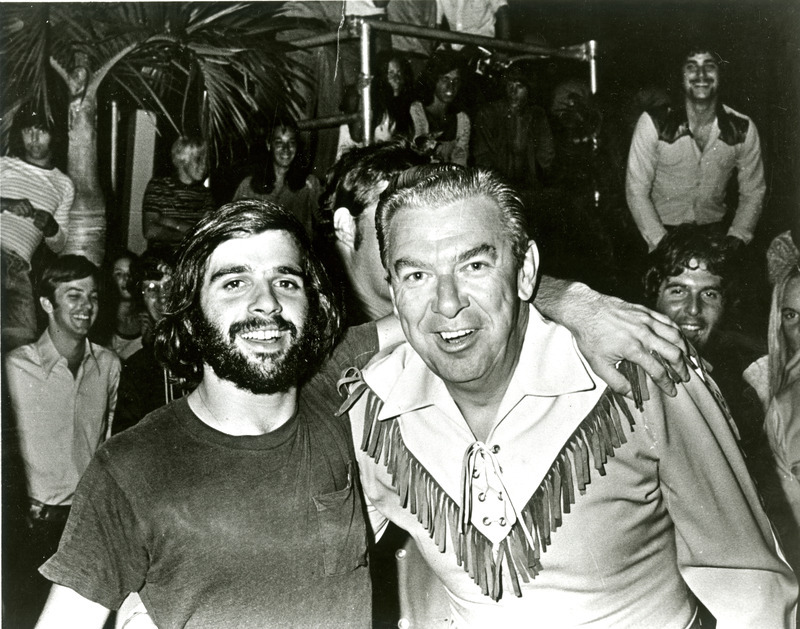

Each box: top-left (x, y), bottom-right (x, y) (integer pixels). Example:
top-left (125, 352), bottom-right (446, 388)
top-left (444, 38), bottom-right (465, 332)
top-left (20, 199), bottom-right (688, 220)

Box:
top-left (39, 454), bottom-right (149, 610)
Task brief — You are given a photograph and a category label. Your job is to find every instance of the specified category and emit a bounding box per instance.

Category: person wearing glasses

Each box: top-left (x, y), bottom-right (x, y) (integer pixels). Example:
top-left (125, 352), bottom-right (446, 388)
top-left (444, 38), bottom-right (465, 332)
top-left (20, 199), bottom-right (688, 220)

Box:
top-left (112, 253), bottom-right (189, 435)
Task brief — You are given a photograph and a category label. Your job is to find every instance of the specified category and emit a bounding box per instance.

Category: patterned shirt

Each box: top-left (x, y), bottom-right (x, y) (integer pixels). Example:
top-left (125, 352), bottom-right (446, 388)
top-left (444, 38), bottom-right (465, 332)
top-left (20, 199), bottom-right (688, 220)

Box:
top-left (0, 156), bottom-right (74, 262)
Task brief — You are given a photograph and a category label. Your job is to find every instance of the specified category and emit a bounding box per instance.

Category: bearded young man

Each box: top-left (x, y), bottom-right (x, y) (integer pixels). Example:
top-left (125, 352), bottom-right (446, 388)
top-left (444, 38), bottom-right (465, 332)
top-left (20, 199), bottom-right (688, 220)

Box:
top-left (33, 201), bottom-right (399, 628)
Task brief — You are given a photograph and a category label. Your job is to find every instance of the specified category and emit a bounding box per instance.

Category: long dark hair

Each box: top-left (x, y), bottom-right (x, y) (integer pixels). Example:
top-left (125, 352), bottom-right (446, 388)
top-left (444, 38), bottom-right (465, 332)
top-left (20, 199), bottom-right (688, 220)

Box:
top-left (154, 200), bottom-right (342, 383)
top-left (419, 50), bottom-right (466, 110)
top-left (250, 121), bottom-right (307, 194)
top-left (374, 51), bottom-right (414, 137)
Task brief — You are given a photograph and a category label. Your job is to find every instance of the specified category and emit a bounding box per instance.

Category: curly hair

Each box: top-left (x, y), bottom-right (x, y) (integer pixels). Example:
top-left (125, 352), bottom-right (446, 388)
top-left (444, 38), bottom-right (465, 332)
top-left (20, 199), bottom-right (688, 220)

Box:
top-left (154, 200), bottom-right (342, 383)
top-left (643, 225), bottom-right (735, 306)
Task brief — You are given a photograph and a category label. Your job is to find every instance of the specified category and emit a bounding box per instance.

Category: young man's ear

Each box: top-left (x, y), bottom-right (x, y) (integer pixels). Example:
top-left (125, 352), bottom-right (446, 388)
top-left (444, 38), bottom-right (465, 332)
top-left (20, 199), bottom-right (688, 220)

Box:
top-left (333, 208), bottom-right (357, 251)
top-left (39, 296), bottom-right (54, 315)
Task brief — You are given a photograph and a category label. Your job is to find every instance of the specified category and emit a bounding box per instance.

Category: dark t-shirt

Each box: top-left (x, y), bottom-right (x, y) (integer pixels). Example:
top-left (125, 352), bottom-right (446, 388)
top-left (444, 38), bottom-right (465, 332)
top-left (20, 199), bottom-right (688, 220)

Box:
top-left (41, 325), bottom-right (379, 628)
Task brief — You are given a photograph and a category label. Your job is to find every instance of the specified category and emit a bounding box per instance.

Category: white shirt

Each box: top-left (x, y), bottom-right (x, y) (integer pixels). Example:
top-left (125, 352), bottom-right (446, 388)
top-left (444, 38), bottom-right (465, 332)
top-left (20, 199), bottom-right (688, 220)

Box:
top-left (5, 330), bottom-right (120, 505)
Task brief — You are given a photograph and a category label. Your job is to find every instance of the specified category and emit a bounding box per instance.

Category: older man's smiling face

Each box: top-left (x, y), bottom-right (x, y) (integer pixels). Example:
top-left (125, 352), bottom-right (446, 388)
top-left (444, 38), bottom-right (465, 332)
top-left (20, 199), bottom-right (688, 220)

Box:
top-left (387, 195), bottom-right (536, 395)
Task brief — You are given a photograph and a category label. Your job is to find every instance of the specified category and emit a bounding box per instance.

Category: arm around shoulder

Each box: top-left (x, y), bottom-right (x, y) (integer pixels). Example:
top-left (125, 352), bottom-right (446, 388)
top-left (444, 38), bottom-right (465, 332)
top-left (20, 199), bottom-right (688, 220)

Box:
top-left (534, 277), bottom-right (688, 399)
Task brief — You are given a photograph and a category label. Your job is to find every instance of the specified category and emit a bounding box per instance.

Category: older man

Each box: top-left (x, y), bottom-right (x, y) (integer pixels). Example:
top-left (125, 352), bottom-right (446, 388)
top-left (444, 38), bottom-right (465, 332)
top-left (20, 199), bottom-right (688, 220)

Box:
top-left (332, 141), bottom-right (688, 401)
top-left (626, 45), bottom-right (765, 252)
top-left (341, 166), bottom-right (796, 627)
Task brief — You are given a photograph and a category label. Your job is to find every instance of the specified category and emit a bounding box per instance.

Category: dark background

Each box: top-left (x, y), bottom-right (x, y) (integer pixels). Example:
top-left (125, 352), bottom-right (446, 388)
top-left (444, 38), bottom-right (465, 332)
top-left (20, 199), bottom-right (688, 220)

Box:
top-left (509, 0), bottom-right (800, 241)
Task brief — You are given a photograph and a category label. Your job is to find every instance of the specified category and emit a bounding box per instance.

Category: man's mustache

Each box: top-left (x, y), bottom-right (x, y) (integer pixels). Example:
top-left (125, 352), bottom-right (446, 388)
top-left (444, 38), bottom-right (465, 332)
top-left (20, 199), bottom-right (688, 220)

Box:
top-left (229, 316), bottom-right (297, 340)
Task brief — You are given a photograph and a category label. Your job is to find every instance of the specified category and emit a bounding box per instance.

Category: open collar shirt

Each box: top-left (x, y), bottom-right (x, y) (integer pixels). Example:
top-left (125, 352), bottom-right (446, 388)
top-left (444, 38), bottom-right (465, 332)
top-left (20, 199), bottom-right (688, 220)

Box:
top-left (5, 329), bottom-right (120, 505)
top-left (625, 104), bottom-right (765, 250)
top-left (345, 306), bottom-right (796, 628)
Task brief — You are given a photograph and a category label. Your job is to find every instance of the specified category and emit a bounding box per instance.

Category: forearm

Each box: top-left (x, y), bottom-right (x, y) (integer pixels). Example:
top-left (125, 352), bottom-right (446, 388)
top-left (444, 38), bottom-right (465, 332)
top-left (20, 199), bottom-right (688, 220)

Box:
top-left (494, 5), bottom-right (510, 40)
top-left (534, 277), bottom-right (687, 399)
top-left (729, 163), bottom-right (765, 244)
top-left (35, 584), bottom-right (111, 629)
top-left (143, 213), bottom-right (191, 242)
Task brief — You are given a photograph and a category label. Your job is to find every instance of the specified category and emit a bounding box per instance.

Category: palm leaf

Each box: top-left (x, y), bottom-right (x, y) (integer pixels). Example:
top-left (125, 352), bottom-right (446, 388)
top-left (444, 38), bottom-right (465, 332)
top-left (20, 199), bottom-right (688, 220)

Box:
top-left (2, 2), bottom-right (308, 162)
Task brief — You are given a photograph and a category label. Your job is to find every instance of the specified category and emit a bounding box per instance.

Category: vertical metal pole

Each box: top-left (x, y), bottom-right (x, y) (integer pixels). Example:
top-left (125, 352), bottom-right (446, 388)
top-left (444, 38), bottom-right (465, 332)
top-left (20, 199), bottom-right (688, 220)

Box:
top-left (360, 18), bottom-right (373, 145)
top-left (588, 40), bottom-right (598, 94)
top-left (110, 100), bottom-right (119, 193)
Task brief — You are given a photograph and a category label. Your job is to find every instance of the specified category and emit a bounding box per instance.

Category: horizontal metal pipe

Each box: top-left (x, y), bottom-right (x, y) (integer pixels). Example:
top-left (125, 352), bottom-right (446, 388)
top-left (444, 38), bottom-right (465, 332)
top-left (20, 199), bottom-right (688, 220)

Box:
top-left (290, 18), bottom-right (591, 63)
top-left (297, 112), bottom-right (358, 131)
top-left (368, 19), bottom-right (590, 61)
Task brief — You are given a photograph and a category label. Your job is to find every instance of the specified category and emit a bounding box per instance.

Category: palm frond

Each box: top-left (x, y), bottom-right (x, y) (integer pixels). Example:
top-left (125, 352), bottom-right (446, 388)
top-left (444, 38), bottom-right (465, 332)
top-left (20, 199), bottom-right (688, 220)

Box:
top-left (2, 2), bottom-right (314, 161)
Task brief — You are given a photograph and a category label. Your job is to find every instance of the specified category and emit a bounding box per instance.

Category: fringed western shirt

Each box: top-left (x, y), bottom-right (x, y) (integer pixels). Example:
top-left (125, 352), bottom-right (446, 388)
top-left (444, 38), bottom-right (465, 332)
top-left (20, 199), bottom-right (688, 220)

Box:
top-left (341, 306), bottom-right (797, 628)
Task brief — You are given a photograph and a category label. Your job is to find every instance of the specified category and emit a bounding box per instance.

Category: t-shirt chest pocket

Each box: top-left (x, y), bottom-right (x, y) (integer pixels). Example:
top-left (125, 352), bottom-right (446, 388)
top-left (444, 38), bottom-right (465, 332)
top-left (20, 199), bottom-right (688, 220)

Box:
top-left (312, 462), bottom-right (368, 576)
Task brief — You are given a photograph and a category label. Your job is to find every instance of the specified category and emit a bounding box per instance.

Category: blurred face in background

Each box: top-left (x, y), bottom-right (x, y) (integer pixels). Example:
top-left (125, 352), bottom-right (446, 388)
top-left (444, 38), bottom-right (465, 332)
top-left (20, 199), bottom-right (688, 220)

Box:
top-left (21, 126), bottom-right (53, 165)
top-left (142, 265), bottom-right (173, 323)
top-left (434, 69), bottom-right (461, 106)
top-left (113, 257), bottom-right (133, 301)
top-left (506, 80), bottom-right (529, 110)
top-left (781, 275), bottom-right (800, 356)
top-left (387, 59), bottom-right (404, 97)
top-left (175, 145), bottom-right (208, 184)
top-left (270, 126), bottom-right (298, 170)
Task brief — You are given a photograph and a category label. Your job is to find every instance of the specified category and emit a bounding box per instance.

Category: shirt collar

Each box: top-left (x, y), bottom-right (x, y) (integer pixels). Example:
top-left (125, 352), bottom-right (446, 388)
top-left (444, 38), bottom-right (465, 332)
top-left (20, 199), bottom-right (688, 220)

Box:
top-left (372, 305), bottom-right (597, 420)
top-left (36, 329), bottom-right (98, 377)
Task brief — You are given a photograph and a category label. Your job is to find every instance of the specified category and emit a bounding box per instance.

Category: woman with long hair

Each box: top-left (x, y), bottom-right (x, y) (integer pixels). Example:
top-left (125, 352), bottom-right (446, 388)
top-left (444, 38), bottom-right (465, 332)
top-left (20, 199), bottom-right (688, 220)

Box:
top-left (93, 250), bottom-right (143, 362)
top-left (233, 121), bottom-right (321, 237)
top-left (375, 51), bottom-right (414, 139)
top-left (744, 264), bottom-right (800, 410)
top-left (409, 51), bottom-right (470, 166)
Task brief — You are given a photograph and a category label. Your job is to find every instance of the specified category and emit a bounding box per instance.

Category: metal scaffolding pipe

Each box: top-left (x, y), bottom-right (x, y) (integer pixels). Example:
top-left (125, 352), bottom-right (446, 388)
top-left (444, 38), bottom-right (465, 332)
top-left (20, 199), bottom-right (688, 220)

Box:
top-left (588, 40), bottom-right (598, 94)
top-left (360, 19), bottom-right (373, 145)
top-left (292, 30), bottom-right (354, 49)
top-left (297, 113), bottom-right (358, 131)
top-left (368, 19), bottom-right (591, 61)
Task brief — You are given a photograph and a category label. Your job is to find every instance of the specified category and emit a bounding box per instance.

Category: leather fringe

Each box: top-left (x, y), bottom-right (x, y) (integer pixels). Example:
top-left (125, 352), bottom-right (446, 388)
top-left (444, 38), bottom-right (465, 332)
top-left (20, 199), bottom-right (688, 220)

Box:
top-left (338, 369), bottom-right (640, 601)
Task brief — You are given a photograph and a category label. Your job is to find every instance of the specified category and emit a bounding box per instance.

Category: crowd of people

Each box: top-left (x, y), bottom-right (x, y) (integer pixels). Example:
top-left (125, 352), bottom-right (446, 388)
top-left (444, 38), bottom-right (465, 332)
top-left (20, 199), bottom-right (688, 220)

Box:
top-left (2, 6), bottom-right (800, 628)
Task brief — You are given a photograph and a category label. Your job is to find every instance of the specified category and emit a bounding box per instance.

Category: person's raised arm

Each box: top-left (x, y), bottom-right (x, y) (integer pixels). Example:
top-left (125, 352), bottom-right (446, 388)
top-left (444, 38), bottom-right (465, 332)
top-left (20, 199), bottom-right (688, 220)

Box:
top-left (534, 277), bottom-right (688, 399)
top-left (35, 584), bottom-right (111, 629)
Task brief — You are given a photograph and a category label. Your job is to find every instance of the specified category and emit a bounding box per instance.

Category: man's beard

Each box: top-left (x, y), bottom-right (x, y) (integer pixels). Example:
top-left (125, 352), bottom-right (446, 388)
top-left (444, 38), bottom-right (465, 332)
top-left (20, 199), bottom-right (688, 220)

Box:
top-left (192, 309), bottom-right (322, 395)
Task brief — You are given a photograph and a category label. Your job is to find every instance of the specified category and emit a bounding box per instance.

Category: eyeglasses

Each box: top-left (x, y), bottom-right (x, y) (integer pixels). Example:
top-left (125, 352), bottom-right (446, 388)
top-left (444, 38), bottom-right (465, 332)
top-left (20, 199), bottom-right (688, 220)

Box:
top-left (142, 279), bottom-right (172, 298)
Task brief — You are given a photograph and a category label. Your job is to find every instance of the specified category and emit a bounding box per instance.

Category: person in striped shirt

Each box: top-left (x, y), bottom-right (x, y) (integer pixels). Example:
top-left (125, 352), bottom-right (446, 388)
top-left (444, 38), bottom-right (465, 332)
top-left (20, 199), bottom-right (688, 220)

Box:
top-left (1, 108), bottom-right (74, 351)
top-left (141, 135), bottom-right (214, 258)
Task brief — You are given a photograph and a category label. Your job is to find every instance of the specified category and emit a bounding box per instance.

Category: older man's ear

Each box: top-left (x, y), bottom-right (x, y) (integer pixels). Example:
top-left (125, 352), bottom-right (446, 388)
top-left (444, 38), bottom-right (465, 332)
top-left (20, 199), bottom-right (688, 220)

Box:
top-left (517, 240), bottom-right (540, 303)
top-left (333, 207), bottom-right (357, 252)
